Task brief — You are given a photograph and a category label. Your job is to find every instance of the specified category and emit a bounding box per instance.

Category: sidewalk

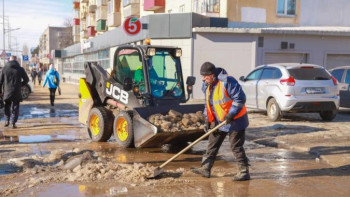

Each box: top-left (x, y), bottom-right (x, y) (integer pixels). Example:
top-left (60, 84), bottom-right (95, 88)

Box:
top-left (24, 82), bottom-right (79, 106)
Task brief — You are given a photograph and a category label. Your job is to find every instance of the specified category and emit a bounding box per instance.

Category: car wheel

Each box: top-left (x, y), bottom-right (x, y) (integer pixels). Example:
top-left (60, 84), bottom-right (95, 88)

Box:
top-left (21, 85), bottom-right (31, 99)
top-left (319, 111), bottom-right (337, 121)
top-left (87, 107), bottom-right (113, 142)
top-left (267, 98), bottom-right (282, 121)
top-left (114, 111), bottom-right (134, 148)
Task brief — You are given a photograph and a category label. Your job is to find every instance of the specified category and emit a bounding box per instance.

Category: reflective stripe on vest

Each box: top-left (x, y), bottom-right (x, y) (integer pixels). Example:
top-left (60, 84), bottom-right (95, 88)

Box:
top-left (206, 81), bottom-right (247, 122)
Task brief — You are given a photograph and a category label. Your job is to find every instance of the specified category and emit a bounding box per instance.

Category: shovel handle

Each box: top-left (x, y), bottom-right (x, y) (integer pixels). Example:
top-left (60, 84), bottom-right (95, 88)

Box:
top-left (159, 120), bottom-right (227, 169)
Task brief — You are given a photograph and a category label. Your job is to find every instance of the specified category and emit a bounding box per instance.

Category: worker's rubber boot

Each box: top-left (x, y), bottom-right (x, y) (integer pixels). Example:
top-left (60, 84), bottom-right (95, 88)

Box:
top-left (232, 165), bottom-right (250, 181)
top-left (191, 158), bottom-right (214, 178)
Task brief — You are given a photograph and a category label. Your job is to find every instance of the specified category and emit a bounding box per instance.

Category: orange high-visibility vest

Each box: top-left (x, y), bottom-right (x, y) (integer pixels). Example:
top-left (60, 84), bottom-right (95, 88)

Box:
top-left (206, 81), bottom-right (247, 123)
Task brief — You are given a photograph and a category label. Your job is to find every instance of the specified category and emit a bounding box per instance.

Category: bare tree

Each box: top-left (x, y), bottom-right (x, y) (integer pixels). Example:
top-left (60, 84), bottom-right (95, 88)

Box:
top-left (60, 17), bottom-right (74, 48)
top-left (22, 44), bottom-right (29, 55)
top-left (63, 17), bottom-right (73, 27)
top-left (31, 45), bottom-right (39, 57)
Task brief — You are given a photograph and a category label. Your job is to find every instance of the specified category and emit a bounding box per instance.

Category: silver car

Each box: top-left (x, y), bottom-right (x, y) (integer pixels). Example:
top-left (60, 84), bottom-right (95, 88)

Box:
top-left (329, 66), bottom-right (350, 108)
top-left (239, 63), bottom-right (339, 121)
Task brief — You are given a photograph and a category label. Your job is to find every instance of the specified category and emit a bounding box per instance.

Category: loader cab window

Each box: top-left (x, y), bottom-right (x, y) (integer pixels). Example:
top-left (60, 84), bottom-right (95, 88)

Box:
top-left (114, 49), bottom-right (145, 91)
top-left (147, 49), bottom-right (184, 98)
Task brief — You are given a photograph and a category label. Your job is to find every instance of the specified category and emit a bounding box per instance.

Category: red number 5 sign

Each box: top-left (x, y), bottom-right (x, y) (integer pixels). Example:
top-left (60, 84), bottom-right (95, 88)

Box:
top-left (123, 17), bottom-right (141, 35)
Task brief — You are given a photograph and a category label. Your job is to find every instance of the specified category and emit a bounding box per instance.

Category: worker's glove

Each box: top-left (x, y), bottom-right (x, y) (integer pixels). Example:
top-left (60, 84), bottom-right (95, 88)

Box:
top-left (225, 113), bottom-right (234, 124)
top-left (204, 119), bottom-right (216, 132)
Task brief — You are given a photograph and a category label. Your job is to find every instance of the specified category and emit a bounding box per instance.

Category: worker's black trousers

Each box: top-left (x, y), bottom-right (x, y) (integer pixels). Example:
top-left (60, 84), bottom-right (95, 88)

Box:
top-left (49, 88), bottom-right (57, 106)
top-left (204, 130), bottom-right (249, 166)
top-left (4, 100), bottom-right (20, 124)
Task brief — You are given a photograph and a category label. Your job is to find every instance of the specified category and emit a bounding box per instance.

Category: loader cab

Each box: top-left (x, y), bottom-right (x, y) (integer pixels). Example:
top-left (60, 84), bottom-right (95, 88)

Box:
top-left (113, 45), bottom-right (186, 105)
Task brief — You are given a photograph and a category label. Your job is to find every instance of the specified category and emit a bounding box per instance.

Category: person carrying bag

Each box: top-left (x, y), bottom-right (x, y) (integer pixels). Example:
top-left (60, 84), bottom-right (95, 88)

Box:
top-left (43, 64), bottom-right (60, 106)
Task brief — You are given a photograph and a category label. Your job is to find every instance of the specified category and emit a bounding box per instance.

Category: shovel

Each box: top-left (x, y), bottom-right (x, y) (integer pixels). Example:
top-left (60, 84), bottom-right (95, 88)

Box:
top-left (148, 120), bottom-right (227, 179)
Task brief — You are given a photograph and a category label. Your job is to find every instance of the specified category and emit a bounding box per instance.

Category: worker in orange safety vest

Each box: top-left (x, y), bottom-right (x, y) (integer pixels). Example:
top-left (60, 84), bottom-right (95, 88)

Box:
top-left (191, 62), bottom-right (250, 181)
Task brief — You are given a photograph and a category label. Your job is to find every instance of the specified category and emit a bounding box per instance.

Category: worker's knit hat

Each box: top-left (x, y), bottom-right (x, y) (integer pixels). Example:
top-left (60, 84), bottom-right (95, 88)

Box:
top-left (200, 62), bottom-right (216, 75)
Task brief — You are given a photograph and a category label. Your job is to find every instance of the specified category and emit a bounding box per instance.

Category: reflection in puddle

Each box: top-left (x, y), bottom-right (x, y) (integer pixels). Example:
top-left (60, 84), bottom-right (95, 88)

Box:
top-left (19, 135), bottom-right (76, 143)
top-left (1, 135), bottom-right (76, 143)
top-left (0, 164), bottom-right (20, 175)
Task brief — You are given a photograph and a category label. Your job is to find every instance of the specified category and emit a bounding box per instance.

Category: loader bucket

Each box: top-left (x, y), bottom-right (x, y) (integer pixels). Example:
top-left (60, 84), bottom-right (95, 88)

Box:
top-left (132, 104), bottom-right (205, 148)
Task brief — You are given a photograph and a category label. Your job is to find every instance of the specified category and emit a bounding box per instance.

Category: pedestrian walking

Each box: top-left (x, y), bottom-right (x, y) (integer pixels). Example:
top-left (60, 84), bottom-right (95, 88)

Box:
top-left (191, 62), bottom-right (250, 181)
top-left (0, 56), bottom-right (30, 128)
top-left (42, 64), bottom-right (60, 106)
top-left (31, 68), bottom-right (37, 85)
top-left (37, 68), bottom-right (42, 85)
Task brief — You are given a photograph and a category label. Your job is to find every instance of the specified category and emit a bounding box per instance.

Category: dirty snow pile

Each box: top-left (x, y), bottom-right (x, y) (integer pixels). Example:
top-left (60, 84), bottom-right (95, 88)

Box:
top-left (7, 149), bottom-right (157, 183)
top-left (148, 110), bottom-right (206, 132)
top-left (1, 149), bottom-right (192, 196)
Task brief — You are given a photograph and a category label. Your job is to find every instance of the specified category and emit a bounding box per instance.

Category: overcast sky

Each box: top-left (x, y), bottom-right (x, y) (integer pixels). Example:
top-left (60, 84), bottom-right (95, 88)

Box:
top-left (0, 0), bottom-right (73, 55)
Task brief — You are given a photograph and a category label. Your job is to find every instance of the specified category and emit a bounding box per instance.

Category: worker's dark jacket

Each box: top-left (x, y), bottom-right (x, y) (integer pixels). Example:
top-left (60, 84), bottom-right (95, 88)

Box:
top-left (202, 67), bottom-right (249, 132)
top-left (0, 60), bottom-right (29, 102)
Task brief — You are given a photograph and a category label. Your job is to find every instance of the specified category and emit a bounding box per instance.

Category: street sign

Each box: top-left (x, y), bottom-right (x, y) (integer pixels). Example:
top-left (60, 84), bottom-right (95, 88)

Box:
top-left (23, 55), bottom-right (29, 61)
top-left (123, 17), bottom-right (141, 35)
top-left (0, 50), bottom-right (7, 58)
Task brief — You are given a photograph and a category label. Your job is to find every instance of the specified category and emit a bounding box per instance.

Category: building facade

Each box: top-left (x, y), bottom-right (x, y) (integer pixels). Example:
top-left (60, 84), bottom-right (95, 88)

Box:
top-left (72, 0), bottom-right (300, 44)
top-left (60, 1), bottom-right (350, 99)
top-left (39, 26), bottom-right (73, 67)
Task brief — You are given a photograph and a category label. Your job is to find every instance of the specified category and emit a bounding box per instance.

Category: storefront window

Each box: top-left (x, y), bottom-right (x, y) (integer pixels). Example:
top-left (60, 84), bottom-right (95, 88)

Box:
top-left (62, 49), bottom-right (110, 75)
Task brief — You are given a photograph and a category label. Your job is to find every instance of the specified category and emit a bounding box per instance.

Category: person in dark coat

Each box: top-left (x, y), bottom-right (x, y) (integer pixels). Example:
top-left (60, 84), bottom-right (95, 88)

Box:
top-left (0, 56), bottom-right (30, 128)
top-left (31, 68), bottom-right (37, 85)
top-left (37, 68), bottom-right (42, 85)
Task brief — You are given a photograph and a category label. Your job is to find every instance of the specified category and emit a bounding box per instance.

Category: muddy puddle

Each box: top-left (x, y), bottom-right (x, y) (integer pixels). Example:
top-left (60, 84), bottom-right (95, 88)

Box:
top-left (0, 104), bottom-right (78, 120)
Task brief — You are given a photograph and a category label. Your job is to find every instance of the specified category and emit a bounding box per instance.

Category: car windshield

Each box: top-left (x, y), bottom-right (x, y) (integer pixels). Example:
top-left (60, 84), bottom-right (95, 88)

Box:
top-left (147, 49), bottom-right (183, 98)
top-left (288, 67), bottom-right (331, 80)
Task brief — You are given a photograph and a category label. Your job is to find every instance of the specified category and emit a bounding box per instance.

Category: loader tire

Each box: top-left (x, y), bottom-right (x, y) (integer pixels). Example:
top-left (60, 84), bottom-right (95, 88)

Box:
top-left (114, 111), bottom-right (134, 148)
top-left (87, 107), bottom-right (113, 142)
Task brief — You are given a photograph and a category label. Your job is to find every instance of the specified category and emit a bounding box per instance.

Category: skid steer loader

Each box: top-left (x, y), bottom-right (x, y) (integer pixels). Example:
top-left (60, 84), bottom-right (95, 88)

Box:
top-left (79, 45), bottom-right (204, 148)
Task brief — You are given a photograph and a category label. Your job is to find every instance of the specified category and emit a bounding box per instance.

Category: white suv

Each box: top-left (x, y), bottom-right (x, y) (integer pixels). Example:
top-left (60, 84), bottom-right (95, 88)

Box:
top-left (239, 63), bottom-right (339, 121)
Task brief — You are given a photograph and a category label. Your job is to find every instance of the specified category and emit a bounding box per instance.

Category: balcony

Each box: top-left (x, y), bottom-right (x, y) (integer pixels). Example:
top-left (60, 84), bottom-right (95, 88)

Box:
top-left (86, 13), bottom-right (96, 27)
top-left (123, 0), bottom-right (139, 7)
top-left (80, 7), bottom-right (88, 18)
top-left (80, 30), bottom-right (88, 39)
top-left (73, 34), bottom-right (80, 43)
top-left (88, 26), bottom-right (96, 37)
top-left (107, 12), bottom-right (121, 27)
top-left (96, 5), bottom-right (107, 20)
top-left (123, 2), bottom-right (139, 18)
top-left (97, 19), bottom-right (107, 32)
top-left (73, 2), bottom-right (80, 9)
top-left (143, 0), bottom-right (164, 11)
top-left (89, 4), bottom-right (97, 13)
top-left (73, 25), bottom-right (80, 35)
top-left (97, 0), bottom-right (107, 6)
top-left (73, 18), bottom-right (80, 25)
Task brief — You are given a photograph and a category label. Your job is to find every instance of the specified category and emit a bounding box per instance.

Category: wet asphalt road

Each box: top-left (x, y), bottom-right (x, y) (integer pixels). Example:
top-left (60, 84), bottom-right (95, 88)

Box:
top-left (0, 83), bottom-right (350, 196)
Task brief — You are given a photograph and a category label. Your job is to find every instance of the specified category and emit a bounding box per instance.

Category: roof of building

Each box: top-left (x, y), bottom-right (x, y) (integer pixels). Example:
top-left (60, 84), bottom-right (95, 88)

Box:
top-left (193, 26), bottom-right (350, 37)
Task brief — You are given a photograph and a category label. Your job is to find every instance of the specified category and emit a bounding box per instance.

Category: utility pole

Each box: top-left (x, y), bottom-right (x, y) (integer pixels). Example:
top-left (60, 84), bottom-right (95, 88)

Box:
top-left (2, 0), bottom-right (5, 66)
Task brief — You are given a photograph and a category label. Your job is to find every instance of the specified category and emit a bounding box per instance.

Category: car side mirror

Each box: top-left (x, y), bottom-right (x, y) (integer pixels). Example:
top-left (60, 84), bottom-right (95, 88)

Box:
top-left (239, 76), bottom-right (245, 81)
top-left (186, 76), bottom-right (196, 86)
top-left (123, 77), bottom-right (132, 91)
top-left (185, 76), bottom-right (196, 101)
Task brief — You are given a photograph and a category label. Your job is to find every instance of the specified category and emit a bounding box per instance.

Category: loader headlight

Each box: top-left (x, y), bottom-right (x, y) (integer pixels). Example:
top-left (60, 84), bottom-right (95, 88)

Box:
top-left (147, 48), bottom-right (156, 56)
top-left (175, 49), bottom-right (182, 57)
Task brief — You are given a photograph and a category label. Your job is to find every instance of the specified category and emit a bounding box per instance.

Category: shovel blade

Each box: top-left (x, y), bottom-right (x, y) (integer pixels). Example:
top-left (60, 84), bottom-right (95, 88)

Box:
top-left (148, 167), bottom-right (164, 179)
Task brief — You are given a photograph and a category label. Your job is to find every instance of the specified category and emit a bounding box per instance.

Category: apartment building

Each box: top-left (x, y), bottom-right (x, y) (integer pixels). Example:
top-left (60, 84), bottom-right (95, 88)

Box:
top-left (72, 0), bottom-right (300, 44)
top-left (39, 26), bottom-right (73, 67)
top-left (62, 0), bottom-right (350, 98)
